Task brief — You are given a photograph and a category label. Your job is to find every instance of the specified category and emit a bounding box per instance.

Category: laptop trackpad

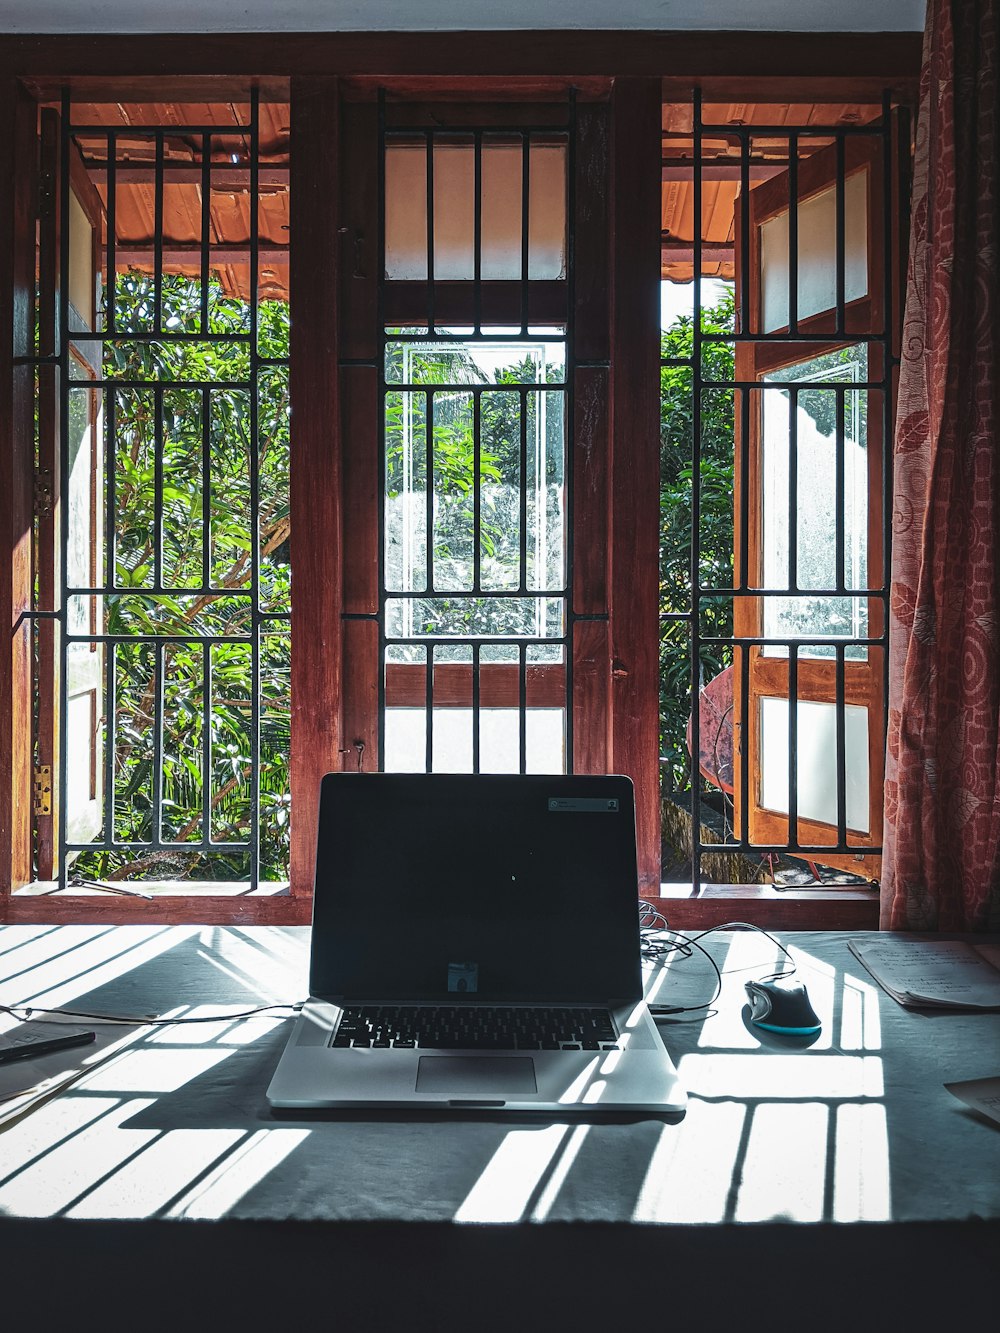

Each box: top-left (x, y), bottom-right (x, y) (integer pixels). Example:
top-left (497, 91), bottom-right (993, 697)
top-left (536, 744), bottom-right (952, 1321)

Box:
top-left (416, 1056), bottom-right (537, 1094)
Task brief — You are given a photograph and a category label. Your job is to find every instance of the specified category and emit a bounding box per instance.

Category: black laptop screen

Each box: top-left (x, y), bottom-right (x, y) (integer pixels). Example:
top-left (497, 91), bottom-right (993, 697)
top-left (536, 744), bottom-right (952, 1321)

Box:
top-left (309, 773), bottom-right (643, 1005)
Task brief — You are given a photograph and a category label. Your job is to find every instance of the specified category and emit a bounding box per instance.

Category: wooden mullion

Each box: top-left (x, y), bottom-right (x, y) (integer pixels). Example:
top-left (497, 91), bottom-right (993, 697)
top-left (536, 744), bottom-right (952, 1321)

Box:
top-left (289, 76), bottom-right (343, 896)
top-left (609, 78), bottom-right (661, 892)
top-left (386, 662), bottom-right (566, 709)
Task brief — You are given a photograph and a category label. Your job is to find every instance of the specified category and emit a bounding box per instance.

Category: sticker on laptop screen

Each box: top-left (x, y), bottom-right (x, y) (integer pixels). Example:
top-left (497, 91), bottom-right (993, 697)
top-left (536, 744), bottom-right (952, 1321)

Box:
top-left (548, 797), bottom-right (620, 813)
top-left (448, 962), bottom-right (479, 993)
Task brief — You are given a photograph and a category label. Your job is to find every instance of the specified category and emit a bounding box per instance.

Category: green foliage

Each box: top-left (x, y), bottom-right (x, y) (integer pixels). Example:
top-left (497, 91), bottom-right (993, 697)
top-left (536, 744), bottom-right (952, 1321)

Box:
top-left (660, 287), bottom-right (736, 793)
top-left (75, 272), bottom-right (290, 883)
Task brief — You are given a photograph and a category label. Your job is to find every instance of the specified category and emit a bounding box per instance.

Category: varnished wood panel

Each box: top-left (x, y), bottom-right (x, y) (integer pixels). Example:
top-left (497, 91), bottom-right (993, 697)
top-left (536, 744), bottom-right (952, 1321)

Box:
top-left (0, 82), bottom-right (37, 907)
top-left (651, 884), bottom-right (879, 931)
top-left (574, 102), bottom-right (610, 366)
top-left (339, 102), bottom-right (378, 365)
top-left (289, 77), bottom-right (343, 896)
top-left (340, 618), bottom-right (379, 773)
top-left (341, 366), bottom-right (379, 615)
top-left (35, 109), bottom-right (60, 882)
top-left (3, 31), bottom-right (922, 84)
top-left (572, 366), bottom-right (609, 615)
top-left (609, 78), bottom-right (662, 892)
top-left (3, 893), bottom-right (312, 926)
top-left (386, 663), bottom-right (565, 709)
top-left (572, 619), bottom-right (610, 775)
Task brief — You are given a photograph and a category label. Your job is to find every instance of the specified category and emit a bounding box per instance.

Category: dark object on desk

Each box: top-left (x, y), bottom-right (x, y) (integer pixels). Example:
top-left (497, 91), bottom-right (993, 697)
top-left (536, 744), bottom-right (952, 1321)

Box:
top-left (745, 976), bottom-right (821, 1035)
top-left (0, 1028), bottom-right (96, 1064)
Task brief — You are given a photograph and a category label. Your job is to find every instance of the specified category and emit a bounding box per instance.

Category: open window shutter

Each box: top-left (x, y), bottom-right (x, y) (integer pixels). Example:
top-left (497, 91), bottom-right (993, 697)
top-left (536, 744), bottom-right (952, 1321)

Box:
top-left (732, 133), bottom-right (896, 882)
top-left (36, 110), bottom-right (106, 879)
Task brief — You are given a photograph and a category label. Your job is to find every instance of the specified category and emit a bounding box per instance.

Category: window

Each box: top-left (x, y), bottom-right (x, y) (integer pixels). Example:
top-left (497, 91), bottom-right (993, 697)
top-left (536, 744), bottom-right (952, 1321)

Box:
top-left (22, 89), bottom-right (293, 911)
top-left (1, 62), bottom-right (913, 926)
top-left (659, 94), bottom-right (908, 909)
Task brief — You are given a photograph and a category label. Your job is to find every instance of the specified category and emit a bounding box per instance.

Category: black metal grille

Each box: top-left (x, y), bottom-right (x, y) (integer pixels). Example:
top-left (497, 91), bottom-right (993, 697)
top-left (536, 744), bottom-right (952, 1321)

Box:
top-left (376, 95), bottom-right (576, 776)
top-left (664, 90), bottom-right (906, 887)
top-left (46, 90), bottom-right (291, 889)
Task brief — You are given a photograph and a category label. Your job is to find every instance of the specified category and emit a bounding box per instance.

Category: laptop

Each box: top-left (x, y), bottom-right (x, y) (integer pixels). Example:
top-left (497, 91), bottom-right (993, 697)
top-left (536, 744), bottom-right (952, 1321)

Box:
top-left (266, 772), bottom-right (685, 1113)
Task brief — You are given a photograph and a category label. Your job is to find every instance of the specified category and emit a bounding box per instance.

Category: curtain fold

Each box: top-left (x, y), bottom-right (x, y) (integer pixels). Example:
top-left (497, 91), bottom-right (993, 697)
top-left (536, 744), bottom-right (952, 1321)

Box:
top-left (882, 0), bottom-right (999, 929)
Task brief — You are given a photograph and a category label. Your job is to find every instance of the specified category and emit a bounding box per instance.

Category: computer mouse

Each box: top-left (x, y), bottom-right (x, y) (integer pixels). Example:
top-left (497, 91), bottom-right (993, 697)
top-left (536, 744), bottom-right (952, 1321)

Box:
top-left (745, 975), bottom-right (821, 1035)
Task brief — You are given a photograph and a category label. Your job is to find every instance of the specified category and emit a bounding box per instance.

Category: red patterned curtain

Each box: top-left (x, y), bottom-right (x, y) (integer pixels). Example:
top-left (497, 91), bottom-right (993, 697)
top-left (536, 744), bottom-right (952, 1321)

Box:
top-left (882, 0), bottom-right (999, 930)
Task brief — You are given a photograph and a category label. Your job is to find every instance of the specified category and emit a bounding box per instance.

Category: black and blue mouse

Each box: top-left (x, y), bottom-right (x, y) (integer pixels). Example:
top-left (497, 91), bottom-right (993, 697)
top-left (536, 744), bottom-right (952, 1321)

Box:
top-left (745, 975), bottom-right (822, 1035)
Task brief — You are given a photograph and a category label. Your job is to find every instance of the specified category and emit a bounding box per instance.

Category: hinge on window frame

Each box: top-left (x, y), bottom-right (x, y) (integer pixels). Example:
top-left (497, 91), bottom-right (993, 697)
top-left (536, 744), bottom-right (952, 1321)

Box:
top-left (33, 765), bottom-right (52, 816)
top-left (34, 468), bottom-right (54, 518)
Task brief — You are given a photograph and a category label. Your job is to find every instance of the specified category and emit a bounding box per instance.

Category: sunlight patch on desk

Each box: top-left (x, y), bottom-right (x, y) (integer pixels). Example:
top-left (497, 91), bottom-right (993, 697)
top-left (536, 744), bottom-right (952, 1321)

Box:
top-left (167, 1128), bottom-right (311, 1219)
top-left (147, 1006), bottom-right (284, 1046)
top-left (207, 925), bottom-right (305, 991)
top-left (0, 1096), bottom-right (120, 1186)
top-left (6, 926), bottom-right (197, 1018)
top-left (735, 1102), bottom-right (828, 1222)
top-left (697, 935), bottom-right (836, 1051)
top-left (67, 1127), bottom-right (245, 1219)
top-left (697, 931), bottom-right (783, 1050)
top-left (80, 1046), bottom-right (234, 1093)
top-left (530, 1124), bottom-right (591, 1220)
top-left (0, 922), bottom-right (91, 968)
top-left (840, 972), bottom-right (883, 1050)
top-left (677, 1052), bottom-right (884, 1100)
top-left (0, 1097), bottom-right (156, 1216)
top-left (195, 938), bottom-right (299, 1004)
top-left (833, 1103), bottom-right (891, 1220)
top-left (454, 1125), bottom-right (570, 1223)
top-left (632, 1100), bottom-right (746, 1222)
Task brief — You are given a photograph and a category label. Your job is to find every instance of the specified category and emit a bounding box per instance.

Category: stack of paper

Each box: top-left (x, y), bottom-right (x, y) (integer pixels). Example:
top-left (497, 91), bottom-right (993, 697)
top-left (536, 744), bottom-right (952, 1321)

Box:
top-left (847, 938), bottom-right (1000, 1009)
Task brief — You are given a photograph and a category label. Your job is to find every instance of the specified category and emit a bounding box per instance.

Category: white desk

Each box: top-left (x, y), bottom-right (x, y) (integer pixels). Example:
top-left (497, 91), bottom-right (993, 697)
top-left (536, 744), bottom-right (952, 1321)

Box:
top-left (2, 925), bottom-right (998, 1330)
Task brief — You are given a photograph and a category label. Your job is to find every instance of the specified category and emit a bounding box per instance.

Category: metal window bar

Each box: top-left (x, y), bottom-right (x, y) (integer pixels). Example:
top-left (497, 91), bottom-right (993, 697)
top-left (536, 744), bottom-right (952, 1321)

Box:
top-left (787, 384), bottom-right (799, 592)
top-left (201, 133), bottom-right (212, 334)
top-left (690, 88), bottom-right (704, 888)
top-left (787, 644), bottom-right (799, 850)
top-left (377, 92), bottom-right (575, 778)
top-left (787, 131), bottom-right (799, 336)
top-left (106, 130), bottom-right (116, 337)
top-left (153, 131), bottom-right (164, 335)
top-left (46, 90), bottom-right (287, 891)
top-left (666, 90), bottom-right (899, 889)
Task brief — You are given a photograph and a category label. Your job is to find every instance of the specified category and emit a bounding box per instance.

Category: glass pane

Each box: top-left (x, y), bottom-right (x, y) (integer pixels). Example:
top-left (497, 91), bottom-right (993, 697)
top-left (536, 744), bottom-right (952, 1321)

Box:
top-left (384, 337), bottom-right (567, 628)
top-left (385, 140), bottom-right (567, 282)
top-left (760, 168), bottom-right (868, 333)
top-left (384, 707), bottom-right (565, 774)
top-left (68, 190), bottom-right (95, 332)
top-left (761, 348), bottom-right (869, 659)
top-left (385, 596), bottom-right (564, 641)
top-left (759, 697), bottom-right (870, 834)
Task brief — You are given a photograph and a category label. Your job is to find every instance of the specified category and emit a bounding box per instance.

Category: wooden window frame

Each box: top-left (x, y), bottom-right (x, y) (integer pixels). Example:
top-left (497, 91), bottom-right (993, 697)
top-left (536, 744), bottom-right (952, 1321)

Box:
top-left (0, 36), bottom-right (919, 928)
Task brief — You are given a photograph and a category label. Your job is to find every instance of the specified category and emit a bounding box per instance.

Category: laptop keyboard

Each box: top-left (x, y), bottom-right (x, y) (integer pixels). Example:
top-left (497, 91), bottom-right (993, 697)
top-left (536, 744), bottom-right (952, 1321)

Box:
top-left (331, 1005), bottom-right (619, 1051)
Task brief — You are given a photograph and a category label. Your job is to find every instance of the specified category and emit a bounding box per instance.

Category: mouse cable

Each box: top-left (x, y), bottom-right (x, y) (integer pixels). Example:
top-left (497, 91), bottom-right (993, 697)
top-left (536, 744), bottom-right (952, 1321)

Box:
top-left (643, 918), bottom-right (798, 1016)
top-left (0, 1000), bottom-right (305, 1026)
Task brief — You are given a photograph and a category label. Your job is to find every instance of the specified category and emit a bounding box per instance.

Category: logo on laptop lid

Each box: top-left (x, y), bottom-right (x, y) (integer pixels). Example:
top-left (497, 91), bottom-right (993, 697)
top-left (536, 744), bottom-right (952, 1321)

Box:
top-left (448, 962), bottom-right (479, 993)
top-left (548, 797), bottom-right (620, 813)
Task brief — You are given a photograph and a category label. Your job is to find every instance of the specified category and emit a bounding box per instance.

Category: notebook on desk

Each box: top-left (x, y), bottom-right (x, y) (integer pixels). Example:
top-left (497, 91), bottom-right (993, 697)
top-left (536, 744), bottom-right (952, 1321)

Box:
top-left (266, 771), bottom-right (685, 1113)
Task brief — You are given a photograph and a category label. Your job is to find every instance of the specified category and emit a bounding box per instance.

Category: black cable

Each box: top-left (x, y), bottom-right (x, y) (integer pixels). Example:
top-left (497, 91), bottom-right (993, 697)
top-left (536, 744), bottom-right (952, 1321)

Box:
top-left (639, 905), bottom-right (798, 1015)
top-left (0, 1000), bottom-right (304, 1027)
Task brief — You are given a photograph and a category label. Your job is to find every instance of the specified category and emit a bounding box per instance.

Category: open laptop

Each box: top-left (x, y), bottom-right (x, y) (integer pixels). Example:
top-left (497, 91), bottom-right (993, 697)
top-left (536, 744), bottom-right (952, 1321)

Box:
top-left (266, 772), bottom-right (685, 1113)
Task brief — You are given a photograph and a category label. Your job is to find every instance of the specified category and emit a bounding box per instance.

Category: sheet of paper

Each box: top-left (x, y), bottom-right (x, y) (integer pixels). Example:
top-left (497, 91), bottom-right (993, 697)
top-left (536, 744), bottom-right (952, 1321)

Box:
top-left (0, 1018), bottom-right (145, 1112)
top-left (848, 939), bottom-right (1000, 1009)
top-left (945, 1076), bottom-right (1000, 1127)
